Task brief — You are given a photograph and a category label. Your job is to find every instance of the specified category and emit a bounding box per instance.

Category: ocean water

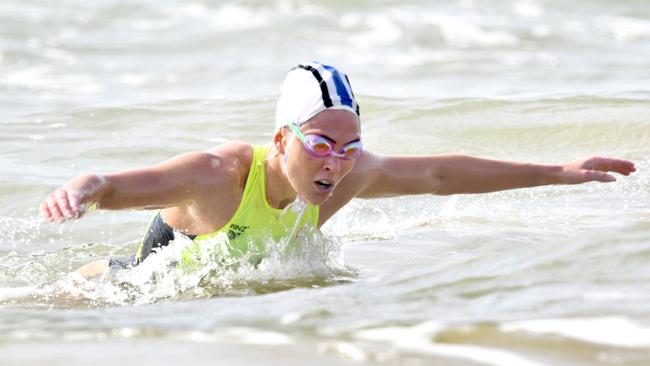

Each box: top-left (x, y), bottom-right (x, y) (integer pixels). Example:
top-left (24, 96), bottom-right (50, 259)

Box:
top-left (1, 0), bottom-right (650, 365)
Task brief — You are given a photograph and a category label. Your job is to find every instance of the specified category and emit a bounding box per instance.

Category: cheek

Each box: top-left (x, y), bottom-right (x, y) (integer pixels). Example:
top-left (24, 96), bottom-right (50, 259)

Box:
top-left (288, 149), bottom-right (315, 178)
top-left (291, 147), bottom-right (307, 166)
top-left (341, 158), bottom-right (356, 172)
top-left (293, 147), bottom-right (317, 166)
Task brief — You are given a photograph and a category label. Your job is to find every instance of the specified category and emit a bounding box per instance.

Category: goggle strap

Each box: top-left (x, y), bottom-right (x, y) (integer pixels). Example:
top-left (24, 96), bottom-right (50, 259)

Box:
top-left (287, 123), bottom-right (308, 142)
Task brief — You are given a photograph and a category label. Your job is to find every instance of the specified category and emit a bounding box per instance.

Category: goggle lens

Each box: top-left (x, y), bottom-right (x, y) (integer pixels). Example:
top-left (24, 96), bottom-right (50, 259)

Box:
top-left (341, 142), bottom-right (362, 159)
top-left (309, 139), bottom-right (333, 156)
top-left (304, 135), bottom-right (362, 160)
top-left (287, 123), bottom-right (363, 160)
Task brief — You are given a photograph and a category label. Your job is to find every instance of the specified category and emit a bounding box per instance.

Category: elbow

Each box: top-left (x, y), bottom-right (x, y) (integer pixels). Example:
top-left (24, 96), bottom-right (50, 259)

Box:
top-left (431, 173), bottom-right (451, 195)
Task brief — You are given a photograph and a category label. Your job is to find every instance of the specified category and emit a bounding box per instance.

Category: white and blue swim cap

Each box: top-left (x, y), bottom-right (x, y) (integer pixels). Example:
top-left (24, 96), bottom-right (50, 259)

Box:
top-left (275, 62), bottom-right (360, 131)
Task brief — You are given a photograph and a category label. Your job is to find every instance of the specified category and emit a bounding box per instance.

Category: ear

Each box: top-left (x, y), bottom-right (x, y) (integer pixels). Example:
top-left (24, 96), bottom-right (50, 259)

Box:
top-left (273, 128), bottom-right (287, 155)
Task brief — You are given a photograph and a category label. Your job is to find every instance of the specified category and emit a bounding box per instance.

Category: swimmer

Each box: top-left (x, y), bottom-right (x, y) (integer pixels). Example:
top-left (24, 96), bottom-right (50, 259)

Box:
top-left (39, 62), bottom-right (637, 277)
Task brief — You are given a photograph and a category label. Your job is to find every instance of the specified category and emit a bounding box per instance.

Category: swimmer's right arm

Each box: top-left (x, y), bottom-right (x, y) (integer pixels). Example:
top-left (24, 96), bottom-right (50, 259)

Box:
top-left (40, 145), bottom-right (247, 223)
top-left (40, 174), bottom-right (108, 223)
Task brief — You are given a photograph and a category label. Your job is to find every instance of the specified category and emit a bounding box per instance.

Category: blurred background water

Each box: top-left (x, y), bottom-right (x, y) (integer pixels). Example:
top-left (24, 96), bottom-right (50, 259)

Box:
top-left (1, 1), bottom-right (649, 365)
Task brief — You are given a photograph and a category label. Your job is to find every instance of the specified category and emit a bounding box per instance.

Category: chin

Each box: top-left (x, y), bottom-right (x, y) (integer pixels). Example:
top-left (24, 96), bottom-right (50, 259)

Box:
top-left (301, 194), bottom-right (329, 206)
top-left (295, 180), bottom-right (337, 206)
top-left (299, 190), bottom-right (332, 206)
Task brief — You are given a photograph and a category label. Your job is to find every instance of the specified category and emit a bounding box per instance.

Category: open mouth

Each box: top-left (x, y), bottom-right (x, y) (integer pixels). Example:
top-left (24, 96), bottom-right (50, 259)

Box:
top-left (314, 179), bottom-right (334, 192)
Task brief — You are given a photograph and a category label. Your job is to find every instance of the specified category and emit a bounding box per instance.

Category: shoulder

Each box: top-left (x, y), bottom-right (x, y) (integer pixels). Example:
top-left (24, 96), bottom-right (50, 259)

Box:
top-left (165, 142), bottom-right (250, 174)
top-left (147, 141), bottom-right (256, 201)
top-left (151, 141), bottom-right (254, 188)
top-left (201, 141), bottom-right (254, 188)
top-left (204, 141), bottom-right (253, 166)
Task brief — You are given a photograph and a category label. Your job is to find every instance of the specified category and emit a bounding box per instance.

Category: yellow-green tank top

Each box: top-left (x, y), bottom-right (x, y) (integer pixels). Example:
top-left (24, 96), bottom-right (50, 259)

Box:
top-left (181, 144), bottom-right (319, 265)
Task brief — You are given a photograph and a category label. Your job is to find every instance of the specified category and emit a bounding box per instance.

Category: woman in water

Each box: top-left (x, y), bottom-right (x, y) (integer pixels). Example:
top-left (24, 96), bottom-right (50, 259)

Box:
top-left (39, 62), bottom-right (636, 276)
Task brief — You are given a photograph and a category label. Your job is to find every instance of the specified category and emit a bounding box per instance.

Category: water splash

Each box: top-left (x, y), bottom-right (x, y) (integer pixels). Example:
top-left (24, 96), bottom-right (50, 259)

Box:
top-left (0, 227), bottom-right (356, 308)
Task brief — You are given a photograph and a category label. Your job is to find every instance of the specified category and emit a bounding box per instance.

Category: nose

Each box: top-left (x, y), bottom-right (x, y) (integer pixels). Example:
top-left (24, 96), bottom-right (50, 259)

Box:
top-left (323, 155), bottom-right (341, 173)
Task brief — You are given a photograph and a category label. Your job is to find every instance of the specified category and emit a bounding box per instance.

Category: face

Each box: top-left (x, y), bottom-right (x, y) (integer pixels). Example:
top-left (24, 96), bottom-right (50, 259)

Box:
top-left (280, 109), bottom-right (361, 205)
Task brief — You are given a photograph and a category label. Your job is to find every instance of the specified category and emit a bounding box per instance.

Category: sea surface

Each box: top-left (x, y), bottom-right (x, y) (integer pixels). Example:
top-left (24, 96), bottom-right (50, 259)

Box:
top-left (1, 1), bottom-right (649, 365)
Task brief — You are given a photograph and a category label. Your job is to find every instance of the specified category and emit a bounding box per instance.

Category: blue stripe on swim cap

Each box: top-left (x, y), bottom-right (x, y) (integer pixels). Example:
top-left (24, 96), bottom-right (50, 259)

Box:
top-left (344, 74), bottom-right (360, 115)
top-left (323, 65), bottom-right (355, 111)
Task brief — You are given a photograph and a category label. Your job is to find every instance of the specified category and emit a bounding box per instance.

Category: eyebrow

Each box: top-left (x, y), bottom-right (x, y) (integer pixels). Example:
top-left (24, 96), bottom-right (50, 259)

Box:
top-left (315, 134), bottom-right (361, 146)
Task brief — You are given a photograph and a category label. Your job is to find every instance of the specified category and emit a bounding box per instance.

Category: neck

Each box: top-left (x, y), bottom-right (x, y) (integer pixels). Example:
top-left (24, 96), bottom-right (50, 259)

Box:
top-left (264, 146), bottom-right (297, 209)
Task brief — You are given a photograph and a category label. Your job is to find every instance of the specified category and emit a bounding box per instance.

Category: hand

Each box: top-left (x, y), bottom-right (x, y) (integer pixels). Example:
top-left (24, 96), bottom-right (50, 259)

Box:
top-left (39, 175), bottom-right (106, 223)
top-left (560, 156), bottom-right (636, 184)
top-left (39, 188), bottom-right (84, 223)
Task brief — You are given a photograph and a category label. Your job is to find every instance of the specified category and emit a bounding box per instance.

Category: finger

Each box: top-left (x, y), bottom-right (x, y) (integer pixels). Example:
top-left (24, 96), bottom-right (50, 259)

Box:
top-left (584, 170), bottom-right (616, 183)
top-left (39, 200), bottom-right (53, 221)
top-left (593, 158), bottom-right (636, 175)
top-left (54, 188), bottom-right (75, 219)
top-left (612, 160), bottom-right (636, 175)
top-left (46, 194), bottom-right (65, 223)
top-left (67, 192), bottom-right (83, 218)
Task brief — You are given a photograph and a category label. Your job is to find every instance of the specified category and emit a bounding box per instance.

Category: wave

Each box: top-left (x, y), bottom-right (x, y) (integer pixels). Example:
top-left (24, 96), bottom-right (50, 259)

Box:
top-left (0, 227), bottom-right (356, 308)
top-left (348, 316), bottom-right (650, 365)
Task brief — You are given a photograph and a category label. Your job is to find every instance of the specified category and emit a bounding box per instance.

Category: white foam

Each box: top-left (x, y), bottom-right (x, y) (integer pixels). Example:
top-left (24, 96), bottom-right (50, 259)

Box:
top-left (0, 286), bottom-right (37, 302)
top-left (600, 16), bottom-right (650, 42)
top-left (178, 327), bottom-right (293, 346)
top-left (318, 341), bottom-right (369, 362)
top-left (3, 66), bottom-right (102, 94)
top-left (502, 317), bottom-right (650, 348)
top-left (513, 0), bottom-right (545, 18)
top-left (118, 73), bottom-right (151, 87)
top-left (47, 224), bottom-right (352, 306)
top-left (355, 321), bottom-right (545, 366)
top-left (425, 14), bottom-right (519, 47)
top-left (280, 312), bottom-right (302, 325)
top-left (207, 4), bottom-right (269, 31)
top-left (345, 13), bottom-right (404, 48)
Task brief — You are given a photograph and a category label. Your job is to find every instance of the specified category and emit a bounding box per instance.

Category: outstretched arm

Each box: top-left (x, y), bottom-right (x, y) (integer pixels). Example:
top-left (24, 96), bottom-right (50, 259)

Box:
top-left (39, 144), bottom-right (247, 223)
top-left (355, 152), bottom-right (636, 198)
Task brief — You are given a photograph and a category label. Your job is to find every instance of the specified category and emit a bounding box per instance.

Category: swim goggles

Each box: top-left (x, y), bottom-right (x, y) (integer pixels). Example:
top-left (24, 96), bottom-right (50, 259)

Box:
top-left (287, 123), bottom-right (363, 160)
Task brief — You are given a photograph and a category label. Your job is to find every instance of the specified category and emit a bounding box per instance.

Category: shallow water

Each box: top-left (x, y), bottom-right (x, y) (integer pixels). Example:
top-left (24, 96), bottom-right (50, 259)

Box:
top-left (1, 0), bottom-right (650, 365)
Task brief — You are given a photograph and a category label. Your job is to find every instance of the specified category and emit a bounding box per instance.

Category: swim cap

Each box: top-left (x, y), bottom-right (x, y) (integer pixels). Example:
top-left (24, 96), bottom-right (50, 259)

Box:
top-left (275, 62), bottom-right (360, 130)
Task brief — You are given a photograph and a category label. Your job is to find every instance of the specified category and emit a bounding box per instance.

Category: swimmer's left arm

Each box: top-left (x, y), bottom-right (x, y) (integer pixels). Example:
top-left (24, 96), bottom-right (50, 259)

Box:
top-left (354, 152), bottom-right (636, 198)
